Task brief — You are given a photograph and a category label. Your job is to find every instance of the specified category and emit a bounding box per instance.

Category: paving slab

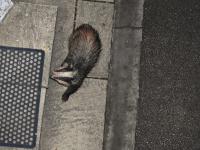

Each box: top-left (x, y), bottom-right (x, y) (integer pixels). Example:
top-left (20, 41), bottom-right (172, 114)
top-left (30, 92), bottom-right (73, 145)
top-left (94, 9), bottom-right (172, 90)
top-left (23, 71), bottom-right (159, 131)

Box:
top-left (0, 2), bottom-right (57, 88)
top-left (103, 28), bottom-right (142, 150)
top-left (49, 0), bottom-right (75, 70)
top-left (114, 0), bottom-right (144, 28)
top-left (76, 1), bottom-right (114, 78)
top-left (0, 88), bottom-right (46, 150)
top-left (13, 0), bottom-right (76, 74)
top-left (40, 79), bottom-right (107, 150)
top-left (134, 0), bottom-right (200, 150)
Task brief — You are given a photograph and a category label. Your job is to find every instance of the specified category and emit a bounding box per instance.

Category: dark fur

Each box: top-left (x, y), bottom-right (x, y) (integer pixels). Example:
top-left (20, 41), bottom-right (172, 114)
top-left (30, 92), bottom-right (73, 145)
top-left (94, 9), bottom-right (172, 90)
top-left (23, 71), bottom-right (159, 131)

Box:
top-left (58, 24), bottom-right (102, 101)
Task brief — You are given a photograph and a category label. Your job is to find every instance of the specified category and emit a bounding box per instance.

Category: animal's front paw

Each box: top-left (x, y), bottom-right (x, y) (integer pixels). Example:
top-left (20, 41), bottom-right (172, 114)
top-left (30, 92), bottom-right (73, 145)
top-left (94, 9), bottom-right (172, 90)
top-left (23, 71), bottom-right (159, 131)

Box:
top-left (62, 94), bottom-right (69, 102)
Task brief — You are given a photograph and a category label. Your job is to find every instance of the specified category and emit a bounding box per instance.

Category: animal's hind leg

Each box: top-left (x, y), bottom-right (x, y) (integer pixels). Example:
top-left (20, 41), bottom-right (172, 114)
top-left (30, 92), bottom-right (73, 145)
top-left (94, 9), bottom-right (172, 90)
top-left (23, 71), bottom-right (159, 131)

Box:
top-left (62, 78), bottom-right (83, 102)
top-left (62, 91), bottom-right (70, 102)
top-left (62, 84), bottom-right (79, 101)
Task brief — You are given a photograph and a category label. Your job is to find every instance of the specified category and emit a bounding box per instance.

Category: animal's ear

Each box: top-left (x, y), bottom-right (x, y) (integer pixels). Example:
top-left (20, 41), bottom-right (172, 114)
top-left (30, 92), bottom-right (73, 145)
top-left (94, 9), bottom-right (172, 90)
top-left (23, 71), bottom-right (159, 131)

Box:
top-left (57, 62), bottom-right (73, 72)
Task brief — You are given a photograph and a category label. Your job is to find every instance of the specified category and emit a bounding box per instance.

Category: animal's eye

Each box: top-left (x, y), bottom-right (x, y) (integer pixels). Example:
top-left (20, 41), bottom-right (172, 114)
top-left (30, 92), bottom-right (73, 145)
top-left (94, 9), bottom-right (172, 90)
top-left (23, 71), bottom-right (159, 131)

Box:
top-left (61, 62), bottom-right (68, 67)
top-left (71, 78), bottom-right (79, 85)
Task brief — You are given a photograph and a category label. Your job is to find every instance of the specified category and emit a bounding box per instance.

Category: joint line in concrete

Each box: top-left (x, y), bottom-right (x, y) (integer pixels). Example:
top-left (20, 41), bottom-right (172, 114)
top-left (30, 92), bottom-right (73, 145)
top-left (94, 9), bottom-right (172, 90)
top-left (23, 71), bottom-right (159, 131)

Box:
top-left (73, 0), bottom-right (79, 31)
top-left (86, 76), bottom-right (108, 80)
top-left (114, 26), bottom-right (143, 30)
top-left (82, 0), bottom-right (114, 4)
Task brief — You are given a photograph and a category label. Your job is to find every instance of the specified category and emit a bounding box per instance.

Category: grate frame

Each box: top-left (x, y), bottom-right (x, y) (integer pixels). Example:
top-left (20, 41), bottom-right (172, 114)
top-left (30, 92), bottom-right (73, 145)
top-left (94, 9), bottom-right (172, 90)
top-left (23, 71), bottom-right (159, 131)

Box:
top-left (0, 46), bottom-right (45, 148)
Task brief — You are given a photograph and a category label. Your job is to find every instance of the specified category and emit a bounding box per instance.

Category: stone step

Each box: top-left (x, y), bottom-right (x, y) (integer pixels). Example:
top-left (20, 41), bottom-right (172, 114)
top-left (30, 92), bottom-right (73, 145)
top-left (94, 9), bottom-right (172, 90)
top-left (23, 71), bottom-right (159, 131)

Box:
top-left (0, 2), bottom-right (57, 150)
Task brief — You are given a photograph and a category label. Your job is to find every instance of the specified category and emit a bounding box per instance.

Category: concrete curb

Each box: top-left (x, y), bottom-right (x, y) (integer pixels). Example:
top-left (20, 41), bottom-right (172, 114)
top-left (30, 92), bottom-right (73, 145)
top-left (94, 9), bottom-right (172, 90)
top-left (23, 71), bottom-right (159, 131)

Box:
top-left (103, 0), bottom-right (144, 149)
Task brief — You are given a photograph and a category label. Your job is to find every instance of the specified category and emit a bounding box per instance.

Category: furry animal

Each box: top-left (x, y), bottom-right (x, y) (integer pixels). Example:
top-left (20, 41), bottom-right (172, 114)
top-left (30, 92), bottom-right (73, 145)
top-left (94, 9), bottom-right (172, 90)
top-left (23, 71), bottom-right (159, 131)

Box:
top-left (51, 24), bottom-right (102, 101)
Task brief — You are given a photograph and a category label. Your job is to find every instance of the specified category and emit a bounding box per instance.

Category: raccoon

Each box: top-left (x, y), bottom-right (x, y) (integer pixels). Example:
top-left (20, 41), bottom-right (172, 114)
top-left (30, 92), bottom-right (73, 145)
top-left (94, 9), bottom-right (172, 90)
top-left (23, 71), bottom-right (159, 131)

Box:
top-left (51, 24), bottom-right (102, 101)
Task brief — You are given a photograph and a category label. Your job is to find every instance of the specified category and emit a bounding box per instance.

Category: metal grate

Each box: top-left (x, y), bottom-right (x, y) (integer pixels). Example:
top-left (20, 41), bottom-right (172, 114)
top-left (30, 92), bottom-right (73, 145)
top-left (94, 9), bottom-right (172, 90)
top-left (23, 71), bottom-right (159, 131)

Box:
top-left (0, 46), bottom-right (44, 148)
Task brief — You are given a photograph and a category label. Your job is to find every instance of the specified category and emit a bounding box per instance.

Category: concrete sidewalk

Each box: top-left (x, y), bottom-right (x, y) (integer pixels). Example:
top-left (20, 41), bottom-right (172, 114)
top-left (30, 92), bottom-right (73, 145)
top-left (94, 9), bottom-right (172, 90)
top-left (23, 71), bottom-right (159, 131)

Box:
top-left (11, 0), bottom-right (114, 150)
top-left (0, 2), bottom-right (57, 150)
top-left (0, 0), bottom-right (143, 149)
top-left (5, 1), bottom-right (199, 150)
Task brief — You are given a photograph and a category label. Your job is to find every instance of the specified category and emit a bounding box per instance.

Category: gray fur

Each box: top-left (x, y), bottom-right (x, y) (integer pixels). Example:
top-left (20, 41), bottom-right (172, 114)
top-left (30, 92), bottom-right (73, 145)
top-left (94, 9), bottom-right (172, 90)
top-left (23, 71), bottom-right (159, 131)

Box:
top-left (51, 24), bottom-right (102, 101)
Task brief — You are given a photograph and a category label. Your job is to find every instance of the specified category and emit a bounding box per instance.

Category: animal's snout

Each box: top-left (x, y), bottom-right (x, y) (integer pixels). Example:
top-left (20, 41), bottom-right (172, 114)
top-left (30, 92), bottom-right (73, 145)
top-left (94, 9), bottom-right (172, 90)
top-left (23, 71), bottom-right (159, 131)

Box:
top-left (50, 66), bottom-right (78, 87)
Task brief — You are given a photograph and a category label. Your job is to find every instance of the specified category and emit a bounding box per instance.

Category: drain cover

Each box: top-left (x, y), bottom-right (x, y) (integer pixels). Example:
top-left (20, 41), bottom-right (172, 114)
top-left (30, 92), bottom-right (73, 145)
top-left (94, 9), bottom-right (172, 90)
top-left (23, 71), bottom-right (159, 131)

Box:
top-left (0, 46), bottom-right (44, 148)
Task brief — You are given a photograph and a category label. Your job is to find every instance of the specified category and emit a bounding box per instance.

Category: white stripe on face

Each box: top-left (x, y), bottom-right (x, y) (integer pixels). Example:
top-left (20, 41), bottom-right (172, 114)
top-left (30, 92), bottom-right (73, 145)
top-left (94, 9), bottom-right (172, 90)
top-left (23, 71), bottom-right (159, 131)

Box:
top-left (51, 71), bottom-right (74, 78)
top-left (55, 71), bottom-right (74, 78)
top-left (51, 70), bottom-right (77, 78)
